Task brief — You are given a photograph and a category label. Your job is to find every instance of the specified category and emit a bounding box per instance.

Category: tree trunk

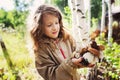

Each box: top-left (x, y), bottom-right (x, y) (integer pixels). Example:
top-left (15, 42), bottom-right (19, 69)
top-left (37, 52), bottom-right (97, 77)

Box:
top-left (107, 0), bottom-right (113, 46)
top-left (69, 0), bottom-right (90, 51)
top-left (101, 0), bottom-right (106, 33)
top-left (69, 0), bottom-right (106, 80)
top-left (0, 36), bottom-right (14, 70)
top-left (68, 0), bottom-right (77, 36)
top-left (84, 0), bottom-right (91, 30)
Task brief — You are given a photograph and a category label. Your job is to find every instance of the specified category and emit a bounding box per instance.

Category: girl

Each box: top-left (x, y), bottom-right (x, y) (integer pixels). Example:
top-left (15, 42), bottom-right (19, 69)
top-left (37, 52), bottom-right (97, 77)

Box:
top-left (27, 4), bottom-right (99, 80)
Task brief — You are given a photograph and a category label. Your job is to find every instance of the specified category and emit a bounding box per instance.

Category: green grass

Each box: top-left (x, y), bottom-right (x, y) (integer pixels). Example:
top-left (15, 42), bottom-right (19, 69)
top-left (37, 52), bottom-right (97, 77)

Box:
top-left (0, 30), bottom-right (31, 68)
top-left (0, 29), bottom-right (42, 80)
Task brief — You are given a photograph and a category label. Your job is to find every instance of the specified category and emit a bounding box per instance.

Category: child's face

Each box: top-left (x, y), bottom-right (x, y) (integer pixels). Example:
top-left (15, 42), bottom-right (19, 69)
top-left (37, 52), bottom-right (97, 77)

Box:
top-left (43, 14), bottom-right (60, 39)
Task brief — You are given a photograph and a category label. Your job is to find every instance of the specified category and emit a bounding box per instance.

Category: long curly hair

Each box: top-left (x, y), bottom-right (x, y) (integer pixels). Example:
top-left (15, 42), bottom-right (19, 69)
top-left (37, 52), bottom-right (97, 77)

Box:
top-left (27, 4), bottom-right (74, 51)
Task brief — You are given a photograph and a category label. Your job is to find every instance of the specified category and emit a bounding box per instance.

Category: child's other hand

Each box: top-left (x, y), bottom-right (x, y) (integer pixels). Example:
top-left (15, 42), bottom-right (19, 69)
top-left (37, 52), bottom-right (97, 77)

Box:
top-left (71, 57), bottom-right (94, 68)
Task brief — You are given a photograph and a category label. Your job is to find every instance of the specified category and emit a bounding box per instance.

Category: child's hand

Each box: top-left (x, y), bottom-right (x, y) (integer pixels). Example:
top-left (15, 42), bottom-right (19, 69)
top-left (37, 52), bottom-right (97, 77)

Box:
top-left (79, 47), bottom-right (100, 57)
top-left (87, 40), bottom-right (105, 57)
top-left (71, 57), bottom-right (94, 68)
top-left (87, 47), bottom-right (100, 56)
top-left (79, 41), bottom-right (105, 57)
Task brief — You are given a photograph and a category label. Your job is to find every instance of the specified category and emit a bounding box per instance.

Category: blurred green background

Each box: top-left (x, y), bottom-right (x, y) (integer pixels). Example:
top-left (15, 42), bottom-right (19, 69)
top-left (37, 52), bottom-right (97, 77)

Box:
top-left (0, 0), bottom-right (120, 80)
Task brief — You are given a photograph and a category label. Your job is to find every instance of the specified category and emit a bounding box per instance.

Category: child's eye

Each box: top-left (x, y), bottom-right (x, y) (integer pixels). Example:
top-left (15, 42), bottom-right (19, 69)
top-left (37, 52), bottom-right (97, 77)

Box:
top-left (55, 22), bottom-right (59, 24)
top-left (47, 24), bottom-right (52, 27)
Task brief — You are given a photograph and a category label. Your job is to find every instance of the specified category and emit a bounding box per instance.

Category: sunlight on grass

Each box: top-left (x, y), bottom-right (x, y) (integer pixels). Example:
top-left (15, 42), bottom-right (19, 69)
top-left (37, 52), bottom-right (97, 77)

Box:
top-left (0, 29), bottom-right (42, 80)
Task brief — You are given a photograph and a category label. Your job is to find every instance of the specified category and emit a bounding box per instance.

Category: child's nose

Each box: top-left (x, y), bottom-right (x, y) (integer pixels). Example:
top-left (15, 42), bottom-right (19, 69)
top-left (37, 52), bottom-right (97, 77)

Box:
top-left (52, 24), bottom-right (57, 30)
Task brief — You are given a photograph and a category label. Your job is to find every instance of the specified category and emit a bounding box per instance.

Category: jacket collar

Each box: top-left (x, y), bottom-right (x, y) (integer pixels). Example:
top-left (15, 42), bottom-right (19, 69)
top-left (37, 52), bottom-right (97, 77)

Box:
top-left (41, 38), bottom-right (63, 44)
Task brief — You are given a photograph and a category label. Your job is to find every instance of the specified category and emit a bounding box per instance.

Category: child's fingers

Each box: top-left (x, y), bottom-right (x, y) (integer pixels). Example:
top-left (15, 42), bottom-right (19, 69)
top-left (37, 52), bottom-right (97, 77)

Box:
top-left (88, 47), bottom-right (100, 56)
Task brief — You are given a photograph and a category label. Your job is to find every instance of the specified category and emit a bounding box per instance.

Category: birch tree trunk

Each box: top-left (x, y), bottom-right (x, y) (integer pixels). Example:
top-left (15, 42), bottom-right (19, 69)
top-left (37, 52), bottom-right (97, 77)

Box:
top-left (69, 0), bottom-right (105, 79)
top-left (101, 0), bottom-right (106, 33)
top-left (84, 0), bottom-right (91, 30)
top-left (69, 0), bottom-right (90, 51)
top-left (69, 0), bottom-right (91, 78)
top-left (107, 0), bottom-right (113, 46)
top-left (68, 0), bottom-right (77, 38)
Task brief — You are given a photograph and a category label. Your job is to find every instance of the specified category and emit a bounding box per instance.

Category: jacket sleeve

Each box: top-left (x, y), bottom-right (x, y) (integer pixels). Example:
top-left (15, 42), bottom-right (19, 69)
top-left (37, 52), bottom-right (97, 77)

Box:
top-left (35, 49), bottom-right (78, 80)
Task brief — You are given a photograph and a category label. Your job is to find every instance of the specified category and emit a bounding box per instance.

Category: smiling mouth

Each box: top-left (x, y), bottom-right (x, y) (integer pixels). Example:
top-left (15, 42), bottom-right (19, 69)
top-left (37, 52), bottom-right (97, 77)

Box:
top-left (52, 32), bottom-right (57, 34)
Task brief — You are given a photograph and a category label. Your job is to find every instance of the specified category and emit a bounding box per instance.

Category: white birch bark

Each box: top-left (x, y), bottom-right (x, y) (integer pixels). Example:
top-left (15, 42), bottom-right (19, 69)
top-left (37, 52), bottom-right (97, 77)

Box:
top-left (69, 0), bottom-right (104, 64)
top-left (107, 0), bottom-right (113, 46)
top-left (101, 0), bottom-right (106, 32)
top-left (69, 0), bottom-right (105, 78)
top-left (69, 0), bottom-right (90, 51)
top-left (84, 0), bottom-right (91, 31)
top-left (68, 0), bottom-right (77, 38)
